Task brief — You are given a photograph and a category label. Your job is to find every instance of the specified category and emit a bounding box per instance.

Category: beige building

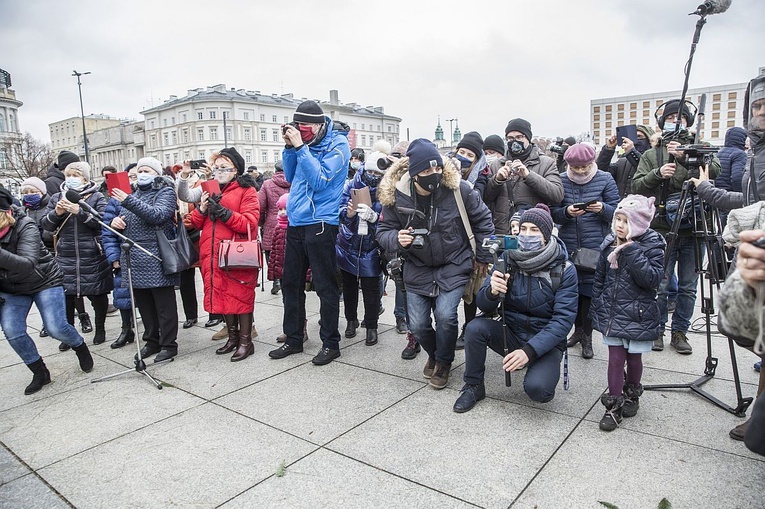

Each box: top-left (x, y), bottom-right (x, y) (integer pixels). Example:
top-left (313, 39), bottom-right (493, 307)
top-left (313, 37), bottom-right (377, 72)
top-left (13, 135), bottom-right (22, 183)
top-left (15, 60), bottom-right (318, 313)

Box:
top-left (89, 121), bottom-right (145, 172)
top-left (48, 114), bottom-right (122, 157)
top-left (0, 69), bottom-right (23, 177)
top-left (140, 85), bottom-right (402, 170)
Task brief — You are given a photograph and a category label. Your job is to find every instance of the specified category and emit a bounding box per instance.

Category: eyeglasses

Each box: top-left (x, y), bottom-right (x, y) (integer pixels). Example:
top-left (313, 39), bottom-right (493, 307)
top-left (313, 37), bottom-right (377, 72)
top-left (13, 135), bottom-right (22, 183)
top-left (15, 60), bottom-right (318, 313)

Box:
top-left (212, 167), bottom-right (235, 174)
top-left (506, 135), bottom-right (526, 142)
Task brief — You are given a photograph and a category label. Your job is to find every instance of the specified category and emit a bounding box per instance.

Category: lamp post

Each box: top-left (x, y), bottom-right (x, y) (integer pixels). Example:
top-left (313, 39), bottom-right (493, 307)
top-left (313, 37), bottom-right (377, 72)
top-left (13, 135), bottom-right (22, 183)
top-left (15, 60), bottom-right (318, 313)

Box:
top-left (72, 70), bottom-right (91, 163)
top-left (446, 118), bottom-right (457, 151)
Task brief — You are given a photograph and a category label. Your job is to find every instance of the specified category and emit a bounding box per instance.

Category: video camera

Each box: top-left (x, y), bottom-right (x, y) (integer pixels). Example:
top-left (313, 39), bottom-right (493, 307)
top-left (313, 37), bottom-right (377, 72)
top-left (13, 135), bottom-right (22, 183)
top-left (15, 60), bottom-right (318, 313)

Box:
top-left (549, 137), bottom-right (568, 156)
top-left (409, 228), bottom-right (430, 249)
top-left (675, 144), bottom-right (720, 178)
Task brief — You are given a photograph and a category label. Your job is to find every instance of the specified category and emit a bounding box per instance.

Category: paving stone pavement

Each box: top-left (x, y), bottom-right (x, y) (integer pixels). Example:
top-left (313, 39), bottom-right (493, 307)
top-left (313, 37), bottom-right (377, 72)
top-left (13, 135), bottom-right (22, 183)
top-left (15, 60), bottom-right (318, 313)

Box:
top-left (1, 273), bottom-right (763, 508)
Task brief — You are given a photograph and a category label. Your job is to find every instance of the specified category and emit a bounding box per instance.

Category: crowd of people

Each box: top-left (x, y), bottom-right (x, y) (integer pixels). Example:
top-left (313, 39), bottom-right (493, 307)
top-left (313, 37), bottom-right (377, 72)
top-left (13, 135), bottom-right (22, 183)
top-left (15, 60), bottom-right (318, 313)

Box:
top-left (1, 72), bottom-right (764, 453)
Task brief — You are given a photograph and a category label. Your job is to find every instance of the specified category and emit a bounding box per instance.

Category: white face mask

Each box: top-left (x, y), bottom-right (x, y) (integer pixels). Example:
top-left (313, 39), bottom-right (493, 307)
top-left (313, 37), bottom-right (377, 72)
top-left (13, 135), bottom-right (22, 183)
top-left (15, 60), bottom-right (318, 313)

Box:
top-left (486, 154), bottom-right (499, 164)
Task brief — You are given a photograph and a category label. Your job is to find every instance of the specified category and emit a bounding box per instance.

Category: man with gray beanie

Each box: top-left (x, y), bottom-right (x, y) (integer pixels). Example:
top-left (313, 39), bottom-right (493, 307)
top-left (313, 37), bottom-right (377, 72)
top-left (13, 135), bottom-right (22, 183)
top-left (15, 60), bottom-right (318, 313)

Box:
top-left (269, 100), bottom-right (351, 366)
top-left (376, 138), bottom-right (494, 390)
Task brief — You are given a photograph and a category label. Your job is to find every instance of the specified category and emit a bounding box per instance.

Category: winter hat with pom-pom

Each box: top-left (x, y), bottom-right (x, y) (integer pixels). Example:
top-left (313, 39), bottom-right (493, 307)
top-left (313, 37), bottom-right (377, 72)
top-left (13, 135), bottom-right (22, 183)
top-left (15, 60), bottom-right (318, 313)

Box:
top-left (520, 203), bottom-right (553, 243)
top-left (365, 139), bottom-right (392, 173)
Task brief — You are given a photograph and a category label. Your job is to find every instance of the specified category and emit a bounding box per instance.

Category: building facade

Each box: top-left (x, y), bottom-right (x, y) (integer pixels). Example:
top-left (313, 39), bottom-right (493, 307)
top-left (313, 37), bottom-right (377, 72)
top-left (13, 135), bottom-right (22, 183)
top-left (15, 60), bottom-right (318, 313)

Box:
top-left (48, 114), bottom-right (122, 157)
top-left (0, 68), bottom-right (22, 175)
top-left (140, 85), bottom-right (402, 170)
top-left (89, 121), bottom-right (145, 172)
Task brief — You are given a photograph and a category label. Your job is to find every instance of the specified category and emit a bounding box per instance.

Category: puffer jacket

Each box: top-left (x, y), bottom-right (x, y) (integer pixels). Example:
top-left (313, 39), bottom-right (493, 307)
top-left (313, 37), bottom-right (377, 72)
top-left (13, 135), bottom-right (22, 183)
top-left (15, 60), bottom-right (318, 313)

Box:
top-left (189, 174), bottom-right (260, 314)
top-left (268, 217), bottom-right (287, 281)
top-left (336, 169), bottom-right (384, 278)
top-left (258, 171), bottom-right (290, 251)
top-left (41, 181), bottom-right (113, 296)
top-left (484, 145), bottom-right (564, 217)
top-left (376, 158), bottom-right (494, 297)
top-left (23, 195), bottom-right (54, 250)
top-left (715, 127), bottom-right (748, 192)
top-left (0, 207), bottom-right (63, 295)
top-left (551, 170), bottom-right (620, 297)
top-left (590, 230), bottom-right (665, 342)
top-left (116, 177), bottom-right (179, 289)
top-left (632, 132), bottom-right (721, 235)
top-left (282, 117), bottom-right (350, 226)
top-left (102, 197), bottom-right (132, 310)
top-left (475, 237), bottom-right (578, 360)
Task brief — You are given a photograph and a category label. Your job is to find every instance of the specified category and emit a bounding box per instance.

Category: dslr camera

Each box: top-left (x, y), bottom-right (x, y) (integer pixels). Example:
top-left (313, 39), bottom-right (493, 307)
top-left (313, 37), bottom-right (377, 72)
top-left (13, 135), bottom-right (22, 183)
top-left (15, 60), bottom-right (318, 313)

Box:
top-left (282, 122), bottom-right (299, 135)
top-left (409, 228), bottom-right (430, 249)
top-left (674, 144), bottom-right (720, 179)
top-left (549, 137), bottom-right (568, 156)
top-left (386, 256), bottom-right (405, 285)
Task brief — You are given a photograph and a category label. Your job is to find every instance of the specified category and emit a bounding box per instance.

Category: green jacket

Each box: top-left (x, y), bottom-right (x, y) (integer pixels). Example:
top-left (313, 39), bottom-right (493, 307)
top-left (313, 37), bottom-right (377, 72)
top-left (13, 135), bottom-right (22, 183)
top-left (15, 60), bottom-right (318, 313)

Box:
top-left (632, 134), bottom-right (721, 235)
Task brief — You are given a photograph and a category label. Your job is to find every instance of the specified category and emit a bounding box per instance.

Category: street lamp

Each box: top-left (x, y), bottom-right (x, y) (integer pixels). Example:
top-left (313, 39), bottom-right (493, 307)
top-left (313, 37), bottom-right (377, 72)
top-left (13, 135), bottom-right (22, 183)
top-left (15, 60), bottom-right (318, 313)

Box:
top-left (72, 70), bottom-right (91, 163)
top-left (446, 118), bottom-right (457, 151)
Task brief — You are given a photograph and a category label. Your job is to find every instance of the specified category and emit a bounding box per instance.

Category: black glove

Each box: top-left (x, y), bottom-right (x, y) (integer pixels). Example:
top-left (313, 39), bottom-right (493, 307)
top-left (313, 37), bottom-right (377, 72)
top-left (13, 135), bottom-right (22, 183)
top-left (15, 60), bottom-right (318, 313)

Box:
top-left (207, 199), bottom-right (232, 222)
top-left (217, 207), bottom-right (232, 222)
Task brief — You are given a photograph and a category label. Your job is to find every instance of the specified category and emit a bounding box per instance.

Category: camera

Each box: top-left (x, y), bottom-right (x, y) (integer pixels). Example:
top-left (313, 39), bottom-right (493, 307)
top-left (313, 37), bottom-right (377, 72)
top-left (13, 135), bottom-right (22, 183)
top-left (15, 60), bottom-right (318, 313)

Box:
top-left (674, 144), bottom-right (720, 178)
top-left (190, 159), bottom-right (206, 170)
top-left (282, 122), bottom-right (299, 135)
top-left (387, 256), bottom-right (405, 285)
top-left (409, 228), bottom-right (430, 249)
top-left (482, 235), bottom-right (518, 254)
top-left (549, 137), bottom-right (569, 156)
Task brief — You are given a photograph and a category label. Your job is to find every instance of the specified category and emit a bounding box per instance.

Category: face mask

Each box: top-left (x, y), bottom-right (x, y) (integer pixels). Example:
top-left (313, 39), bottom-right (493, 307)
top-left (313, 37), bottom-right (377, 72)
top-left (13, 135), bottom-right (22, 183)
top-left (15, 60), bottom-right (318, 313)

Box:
top-left (486, 154), bottom-right (499, 164)
top-left (416, 172), bottom-right (442, 192)
top-left (662, 122), bottom-right (685, 134)
top-left (23, 194), bottom-right (42, 208)
top-left (362, 172), bottom-right (382, 187)
top-left (350, 161), bottom-right (361, 171)
top-left (136, 174), bottom-right (155, 187)
top-left (216, 170), bottom-right (236, 185)
top-left (65, 177), bottom-right (84, 190)
top-left (635, 138), bottom-right (650, 153)
top-left (517, 234), bottom-right (544, 251)
top-left (298, 124), bottom-right (315, 143)
top-left (455, 154), bottom-right (473, 169)
top-left (509, 141), bottom-right (526, 156)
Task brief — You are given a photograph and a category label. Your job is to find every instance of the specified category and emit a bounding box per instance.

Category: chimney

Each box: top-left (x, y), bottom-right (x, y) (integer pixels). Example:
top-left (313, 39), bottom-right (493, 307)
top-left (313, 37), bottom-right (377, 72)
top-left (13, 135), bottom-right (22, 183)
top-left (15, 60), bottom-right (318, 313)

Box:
top-left (329, 89), bottom-right (339, 105)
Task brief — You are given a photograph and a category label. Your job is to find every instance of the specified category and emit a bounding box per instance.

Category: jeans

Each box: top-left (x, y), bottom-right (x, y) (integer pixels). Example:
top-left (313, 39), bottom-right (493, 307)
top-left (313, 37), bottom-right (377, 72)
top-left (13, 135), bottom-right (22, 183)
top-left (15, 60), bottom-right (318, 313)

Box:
top-left (463, 317), bottom-right (563, 403)
top-left (282, 223), bottom-right (341, 350)
top-left (407, 285), bottom-right (464, 364)
top-left (659, 235), bottom-right (702, 333)
top-left (393, 278), bottom-right (407, 321)
top-left (340, 269), bottom-right (381, 330)
top-left (0, 286), bottom-right (84, 364)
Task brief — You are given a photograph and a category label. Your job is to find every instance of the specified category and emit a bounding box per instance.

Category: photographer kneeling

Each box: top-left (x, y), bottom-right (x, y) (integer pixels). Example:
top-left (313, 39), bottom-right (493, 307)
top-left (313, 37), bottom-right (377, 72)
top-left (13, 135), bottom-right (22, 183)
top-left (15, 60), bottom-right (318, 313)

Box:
top-left (453, 205), bottom-right (578, 412)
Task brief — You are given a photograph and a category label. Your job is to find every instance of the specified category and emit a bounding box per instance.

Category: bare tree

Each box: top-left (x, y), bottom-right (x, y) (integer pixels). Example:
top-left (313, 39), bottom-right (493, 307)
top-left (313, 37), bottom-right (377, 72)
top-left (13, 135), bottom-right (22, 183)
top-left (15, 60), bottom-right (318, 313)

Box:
top-left (1, 132), bottom-right (54, 182)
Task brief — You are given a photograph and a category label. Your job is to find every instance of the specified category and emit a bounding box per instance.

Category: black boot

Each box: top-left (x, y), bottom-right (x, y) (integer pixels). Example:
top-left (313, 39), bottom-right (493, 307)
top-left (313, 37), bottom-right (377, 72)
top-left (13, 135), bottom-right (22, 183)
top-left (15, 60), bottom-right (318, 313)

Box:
top-left (344, 319), bottom-right (359, 338)
top-left (73, 342), bottom-right (94, 372)
top-left (216, 315), bottom-right (240, 355)
top-left (566, 328), bottom-right (583, 348)
top-left (581, 332), bottom-right (594, 359)
top-left (622, 383), bottom-right (643, 418)
top-left (401, 332), bottom-right (420, 360)
top-left (93, 328), bottom-right (106, 345)
top-left (110, 326), bottom-right (135, 349)
top-left (365, 328), bottom-right (378, 346)
top-left (79, 312), bottom-right (93, 333)
top-left (599, 394), bottom-right (624, 432)
top-left (25, 359), bottom-right (51, 395)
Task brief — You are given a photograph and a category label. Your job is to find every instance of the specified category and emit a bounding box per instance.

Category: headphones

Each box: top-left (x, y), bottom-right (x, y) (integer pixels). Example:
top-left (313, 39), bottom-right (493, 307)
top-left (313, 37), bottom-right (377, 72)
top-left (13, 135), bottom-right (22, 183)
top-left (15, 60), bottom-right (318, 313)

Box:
top-left (653, 99), bottom-right (697, 130)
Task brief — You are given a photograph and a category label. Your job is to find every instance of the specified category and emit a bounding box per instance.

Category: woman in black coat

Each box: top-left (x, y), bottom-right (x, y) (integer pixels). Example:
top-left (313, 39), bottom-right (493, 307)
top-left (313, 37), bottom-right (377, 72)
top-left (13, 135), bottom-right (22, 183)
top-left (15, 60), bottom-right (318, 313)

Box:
top-left (41, 161), bottom-right (113, 345)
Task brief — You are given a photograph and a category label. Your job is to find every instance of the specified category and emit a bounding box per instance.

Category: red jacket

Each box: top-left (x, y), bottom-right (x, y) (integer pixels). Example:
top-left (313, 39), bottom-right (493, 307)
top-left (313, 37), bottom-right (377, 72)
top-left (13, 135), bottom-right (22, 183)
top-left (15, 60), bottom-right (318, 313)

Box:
top-left (190, 178), bottom-right (260, 314)
top-left (258, 172), bottom-right (290, 252)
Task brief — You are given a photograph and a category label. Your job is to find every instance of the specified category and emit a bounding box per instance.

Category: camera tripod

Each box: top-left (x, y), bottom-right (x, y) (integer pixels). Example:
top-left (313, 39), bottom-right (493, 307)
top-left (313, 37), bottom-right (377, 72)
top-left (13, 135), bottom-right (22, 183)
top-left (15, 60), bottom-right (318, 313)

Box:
top-left (644, 180), bottom-right (753, 416)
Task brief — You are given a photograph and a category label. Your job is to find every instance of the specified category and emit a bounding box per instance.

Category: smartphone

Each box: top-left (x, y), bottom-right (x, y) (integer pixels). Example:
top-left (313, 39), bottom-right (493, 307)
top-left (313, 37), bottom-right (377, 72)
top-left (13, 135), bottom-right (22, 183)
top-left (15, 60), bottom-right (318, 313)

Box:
top-left (616, 125), bottom-right (638, 146)
top-left (572, 199), bottom-right (598, 211)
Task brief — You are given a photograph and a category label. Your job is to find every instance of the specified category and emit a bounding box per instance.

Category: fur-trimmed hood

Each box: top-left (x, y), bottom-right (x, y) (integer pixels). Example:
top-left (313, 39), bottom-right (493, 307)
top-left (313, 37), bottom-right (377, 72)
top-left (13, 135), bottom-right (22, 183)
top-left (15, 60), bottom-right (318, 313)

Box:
top-left (377, 156), bottom-right (461, 207)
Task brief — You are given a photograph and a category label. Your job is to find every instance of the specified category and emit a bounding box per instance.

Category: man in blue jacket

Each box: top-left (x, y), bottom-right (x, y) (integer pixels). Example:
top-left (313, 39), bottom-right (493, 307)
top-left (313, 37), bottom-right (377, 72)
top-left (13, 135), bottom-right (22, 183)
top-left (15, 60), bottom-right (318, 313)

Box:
top-left (269, 100), bottom-right (350, 365)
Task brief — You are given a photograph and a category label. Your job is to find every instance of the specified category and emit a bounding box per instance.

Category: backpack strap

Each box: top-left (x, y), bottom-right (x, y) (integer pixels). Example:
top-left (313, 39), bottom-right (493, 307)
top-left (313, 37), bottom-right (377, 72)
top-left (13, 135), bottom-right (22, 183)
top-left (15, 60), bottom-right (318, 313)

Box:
top-left (453, 186), bottom-right (476, 256)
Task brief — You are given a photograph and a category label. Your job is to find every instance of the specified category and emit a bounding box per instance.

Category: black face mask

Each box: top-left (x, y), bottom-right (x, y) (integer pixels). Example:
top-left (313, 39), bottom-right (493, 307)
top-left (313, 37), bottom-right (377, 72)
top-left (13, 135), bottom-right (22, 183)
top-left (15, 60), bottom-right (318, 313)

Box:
top-left (508, 140), bottom-right (532, 160)
top-left (416, 172), bottom-right (442, 192)
top-left (362, 172), bottom-right (382, 187)
top-left (635, 138), bottom-right (651, 154)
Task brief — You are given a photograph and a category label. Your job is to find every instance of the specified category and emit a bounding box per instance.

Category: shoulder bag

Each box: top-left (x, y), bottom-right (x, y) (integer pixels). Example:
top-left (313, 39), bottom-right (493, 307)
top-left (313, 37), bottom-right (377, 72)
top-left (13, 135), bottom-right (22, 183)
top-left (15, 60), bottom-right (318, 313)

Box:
top-left (156, 211), bottom-right (199, 275)
top-left (219, 223), bottom-right (262, 270)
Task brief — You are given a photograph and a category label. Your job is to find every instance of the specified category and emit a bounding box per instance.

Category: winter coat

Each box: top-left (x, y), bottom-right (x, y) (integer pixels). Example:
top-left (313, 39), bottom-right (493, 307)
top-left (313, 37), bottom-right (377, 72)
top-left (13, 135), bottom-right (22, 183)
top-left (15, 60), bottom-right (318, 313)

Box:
top-left (23, 195), bottom-right (54, 250)
top-left (631, 133), bottom-right (721, 235)
top-left (475, 237), bottom-right (578, 360)
top-left (41, 182), bottom-right (113, 296)
top-left (0, 207), bottom-right (64, 296)
top-left (719, 266), bottom-right (765, 351)
top-left (376, 158), bottom-right (495, 297)
top-left (44, 165), bottom-right (65, 197)
top-left (481, 159), bottom-right (511, 235)
top-left (268, 218), bottom-right (287, 281)
top-left (102, 197), bottom-right (132, 310)
top-left (336, 170), bottom-right (384, 278)
top-left (115, 177), bottom-right (179, 289)
top-left (715, 127), bottom-right (748, 192)
top-left (258, 171), bottom-right (291, 251)
top-left (595, 146), bottom-right (643, 198)
top-left (484, 145), bottom-right (564, 217)
top-left (551, 170), bottom-right (620, 297)
top-left (590, 230), bottom-right (665, 342)
top-left (282, 117), bottom-right (351, 226)
top-left (189, 174), bottom-right (260, 314)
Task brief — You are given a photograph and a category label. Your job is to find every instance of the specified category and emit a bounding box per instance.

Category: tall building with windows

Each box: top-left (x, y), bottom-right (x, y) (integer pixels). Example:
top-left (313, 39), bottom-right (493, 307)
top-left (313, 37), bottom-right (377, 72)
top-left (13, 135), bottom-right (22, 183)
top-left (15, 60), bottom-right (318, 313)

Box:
top-left (590, 68), bottom-right (765, 147)
top-left (140, 85), bottom-right (402, 170)
top-left (88, 121), bottom-right (145, 171)
top-left (48, 114), bottom-right (122, 158)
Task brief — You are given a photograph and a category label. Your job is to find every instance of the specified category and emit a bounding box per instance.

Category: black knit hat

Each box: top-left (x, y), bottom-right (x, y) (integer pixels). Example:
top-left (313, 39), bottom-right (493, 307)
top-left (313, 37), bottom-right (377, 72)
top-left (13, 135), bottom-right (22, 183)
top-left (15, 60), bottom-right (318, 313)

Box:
top-left (659, 100), bottom-right (694, 129)
top-left (0, 188), bottom-right (14, 211)
top-left (483, 134), bottom-right (505, 155)
top-left (351, 148), bottom-right (365, 162)
top-left (293, 100), bottom-right (325, 124)
top-left (406, 139), bottom-right (443, 176)
top-left (219, 147), bottom-right (246, 175)
top-left (456, 131), bottom-right (484, 159)
top-left (520, 203), bottom-right (553, 243)
top-left (55, 150), bottom-right (80, 170)
top-left (504, 118), bottom-right (533, 141)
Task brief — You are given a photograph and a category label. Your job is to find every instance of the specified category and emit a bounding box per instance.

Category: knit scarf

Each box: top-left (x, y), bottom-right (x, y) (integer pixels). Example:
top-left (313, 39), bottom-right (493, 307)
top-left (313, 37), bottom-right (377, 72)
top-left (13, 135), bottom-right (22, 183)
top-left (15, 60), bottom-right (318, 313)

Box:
top-left (567, 167), bottom-right (596, 185)
top-left (607, 239), bottom-right (633, 269)
top-left (277, 212), bottom-right (288, 229)
top-left (507, 236), bottom-right (561, 281)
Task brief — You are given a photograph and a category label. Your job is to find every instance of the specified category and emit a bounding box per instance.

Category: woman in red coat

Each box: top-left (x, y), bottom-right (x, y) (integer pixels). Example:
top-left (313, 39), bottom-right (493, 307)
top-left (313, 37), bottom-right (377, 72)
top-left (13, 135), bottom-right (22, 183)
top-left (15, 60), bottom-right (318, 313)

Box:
top-left (189, 148), bottom-right (260, 362)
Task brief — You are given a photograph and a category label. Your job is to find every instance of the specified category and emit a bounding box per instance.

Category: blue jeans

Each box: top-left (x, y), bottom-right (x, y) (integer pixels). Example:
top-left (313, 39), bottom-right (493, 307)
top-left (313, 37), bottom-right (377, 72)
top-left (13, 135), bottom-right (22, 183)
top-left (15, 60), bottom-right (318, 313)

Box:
top-left (407, 286), bottom-right (464, 364)
top-left (0, 286), bottom-right (85, 365)
top-left (393, 278), bottom-right (407, 321)
top-left (463, 317), bottom-right (563, 403)
top-left (659, 236), bottom-right (702, 333)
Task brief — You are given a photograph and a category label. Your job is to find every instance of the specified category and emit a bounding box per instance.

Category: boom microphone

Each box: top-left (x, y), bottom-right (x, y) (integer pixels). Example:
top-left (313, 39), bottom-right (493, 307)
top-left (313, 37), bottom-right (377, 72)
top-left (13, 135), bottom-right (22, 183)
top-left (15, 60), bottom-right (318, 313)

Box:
top-left (65, 190), bottom-right (103, 220)
top-left (690, 0), bottom-right (732, 16)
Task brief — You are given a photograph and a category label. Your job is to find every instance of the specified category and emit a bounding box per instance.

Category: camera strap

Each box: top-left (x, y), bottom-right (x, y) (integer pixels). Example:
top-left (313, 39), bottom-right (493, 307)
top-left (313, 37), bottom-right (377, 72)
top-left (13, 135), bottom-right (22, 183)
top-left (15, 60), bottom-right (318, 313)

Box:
top-left (453, 186), bottom-right (476, 257)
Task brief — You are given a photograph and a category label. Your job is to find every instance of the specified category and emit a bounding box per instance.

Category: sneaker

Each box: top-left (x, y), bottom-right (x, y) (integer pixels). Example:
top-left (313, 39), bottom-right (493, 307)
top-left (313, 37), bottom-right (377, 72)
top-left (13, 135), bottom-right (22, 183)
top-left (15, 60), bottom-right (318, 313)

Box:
top-left (395, 316), bottom-right (408, 335)
top-left (652, 333), bottom-right (665, 352)
top-left (453, 383), bottom-right (486, 413)
top-left (422, 357), bottom-right (436, 379)
top-left (455, 324), bottom-right (466, 351)
top-left (670, 330), bottom-right (692, 354)
top-left (312, 347), bottom-right (341, 365)
top-left (755, 361), bottom-right (762, 372)
top-left (269, 343), bottom-right (304, 359)
top-left (401, 333), bottom-right (420, 360)
top-left (429, 362), bottom-right (451, 389)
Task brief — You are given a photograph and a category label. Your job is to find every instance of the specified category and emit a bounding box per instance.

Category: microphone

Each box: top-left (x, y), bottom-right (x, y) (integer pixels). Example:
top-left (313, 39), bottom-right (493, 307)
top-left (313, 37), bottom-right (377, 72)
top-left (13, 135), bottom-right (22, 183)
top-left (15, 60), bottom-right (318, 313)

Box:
top-left (690, 0), bottom-right (732, 15)
top-left (65, 190), bottom-right (103, 220)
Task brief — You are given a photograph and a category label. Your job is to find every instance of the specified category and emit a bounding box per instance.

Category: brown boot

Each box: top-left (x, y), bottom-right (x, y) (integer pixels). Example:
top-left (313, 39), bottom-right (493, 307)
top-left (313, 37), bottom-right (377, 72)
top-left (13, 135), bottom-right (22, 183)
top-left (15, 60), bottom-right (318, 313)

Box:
top-left (216, 315), bottom-right (239, 355)
top-left (232, 313), bottom-right (254, 362)
top-left (211, 327), bottom-right (228, 341)
top-left (277, 319), bottom-right (308, 343)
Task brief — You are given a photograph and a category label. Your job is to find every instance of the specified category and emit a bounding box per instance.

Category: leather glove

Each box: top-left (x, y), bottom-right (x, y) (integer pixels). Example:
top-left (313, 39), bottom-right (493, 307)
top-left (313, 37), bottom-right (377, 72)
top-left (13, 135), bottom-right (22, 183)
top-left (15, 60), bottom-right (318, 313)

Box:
top-left (207, 199), bottom-right (223, 221)
top-left (217, 206), bottom-right (232, 222)
top-left (356, 203), bottom-right (378, 223)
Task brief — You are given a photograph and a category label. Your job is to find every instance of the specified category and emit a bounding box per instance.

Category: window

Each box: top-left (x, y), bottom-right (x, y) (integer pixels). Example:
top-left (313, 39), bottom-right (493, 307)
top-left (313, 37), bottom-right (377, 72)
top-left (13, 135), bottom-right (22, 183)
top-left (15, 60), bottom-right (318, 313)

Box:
top-left (210, 127), bottom-right (218, 141)
top-left (728, 101), bottom-right (737, 109)
top-left (643, 101), bottom-right (650, 108)
top-left (284, 116), bottom-right (289, 123)
top-left (713, 103), bottom-right (720, 111)
top-left (244, 128), bottom-right (251, 141)
top-left (163, 119), bottom-right (168, 127)
top-left (729, 92), bottom-right (737, 100)
top-left (377, 126), bottom-right (381, 131)
top-left (245, 151), bottom-right (252, 164)
top-left (223, 111), bottom-right (229, 120)
top-left (273, 150), bottom-right (280, 162)
top-left (712, 130), bottom-right (719, 138)
top-left (150, 121), bottom-right (155, 129)
top-left (617, 104), bottom-right (624, 111)
top-left (272, 129), bottom-right (279, 142)
top-left (163, 133), bottom-right (169, 146)
top-left (272, 115), bottom-right (277, 122)
top-left (713, 112), bottom-right (720, 119)
top-left (388, 126), bottom-right (392, 132)
top-left (712, 121), bottom-right (720, 129)
top-left (261, 151), bottom-right (268, 163)
top-left (171, 131), bottom-right (177, 145)
top-left (182, 113), bottom-right (187, 122)
top-left (593, 114), bottom-right (600, 121)
top-left (183, 129), bottom-right (189, 143)
top-left (260, 114), bottom-right (265, 122)
top-left (209, 111), bottom-right (216, 119)
top-left (727, 120), bottom-right (736, 128)
top-left (361, 123), bottom-right (365, 130)
top-left (617, 112), bottom-right (624, 119)
top-left (728, 111), bottom-right (736, 119)
top-left (605, 122), bottom-right (612, 129)
top-left (198, 112), bottom-right (203, 120)
top-left (198, 150), bottom-right (205, 159)
top-left (605, 105), bottom-right (612, 112)
top-left (260, 129), bottom-right (267, 141)
top-left (605, 113), bottom-right (612, 120)
top-left (353, 123), bottom-right (357, 129)
top-left (593, 106), bottom-right (600, 113)
top-left (165, 154), bottom-right (170, 166)
top-left (226, 127), bottom-right (232, 141)
top-left (643, 109), bottom-right (650, 118)
top-left (150, 134), bottom-right (157, 148)
top-left (184, 151), bottom-right (190, 160)
top-left (630, 111), bottom-right (637, 118)
top-left (361, 135), bottom-right (367, 146)
top-left (593, 122), bottom-right (600, 129)
top-left (630, 102), bottom-right (637, 109)
top-left (243, 112), bottom-right (249, 120)
top-left (197, 128), bottom-right (204, 141)
top-left (171, 117), bottom-right (175, 125)
top-left (713, 93), bottom-right (721, 101)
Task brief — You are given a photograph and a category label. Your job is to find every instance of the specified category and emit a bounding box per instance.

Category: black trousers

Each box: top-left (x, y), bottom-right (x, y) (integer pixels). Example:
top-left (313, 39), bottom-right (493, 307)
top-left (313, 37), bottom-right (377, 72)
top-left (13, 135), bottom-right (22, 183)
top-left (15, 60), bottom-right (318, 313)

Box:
top-left (133, 286), bottom-right (179, 351)
top-left (282, 223), bottom-right (340, 349)
top-left (340, 269), bottom-right (381, 330)
top-left (179, 268), bottom-right (198, 321)
top-left (66, 294), bottom-right (108, 332)
top-left (575, 295), bottom-right (593, 335)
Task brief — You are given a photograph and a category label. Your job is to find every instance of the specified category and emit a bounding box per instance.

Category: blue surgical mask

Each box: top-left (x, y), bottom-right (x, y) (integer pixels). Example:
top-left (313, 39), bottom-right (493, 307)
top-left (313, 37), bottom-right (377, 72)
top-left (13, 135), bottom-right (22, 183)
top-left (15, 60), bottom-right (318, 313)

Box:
top-left (65, 177), bottom-right (84, 190)
top-left (136, 174), bottom-right (155, 187)
top-left (350, 161), bottom-right (362, 171)
top-left (663, 122), bottom-right (685, 134)
top-left (455, 154), bottom-right (473, 169)
top-left (517, 234), bottom-right (543, 251)
top-left (23, 194), bottom-right (42, 208)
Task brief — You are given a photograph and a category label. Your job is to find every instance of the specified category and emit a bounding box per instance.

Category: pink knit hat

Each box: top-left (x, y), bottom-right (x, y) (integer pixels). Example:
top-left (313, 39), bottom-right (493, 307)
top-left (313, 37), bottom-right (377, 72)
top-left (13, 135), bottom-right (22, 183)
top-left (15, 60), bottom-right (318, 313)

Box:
top-left (613, 194), bottom-right (655, 240)
top-left (276, 193), bottom-right (289, 210)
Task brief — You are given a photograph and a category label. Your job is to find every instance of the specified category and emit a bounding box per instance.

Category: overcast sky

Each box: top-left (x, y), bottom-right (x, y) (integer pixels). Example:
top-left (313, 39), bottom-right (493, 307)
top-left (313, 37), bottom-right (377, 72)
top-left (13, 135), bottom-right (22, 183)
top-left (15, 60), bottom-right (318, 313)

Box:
top-left (3, 0), bottom-right (763, 147)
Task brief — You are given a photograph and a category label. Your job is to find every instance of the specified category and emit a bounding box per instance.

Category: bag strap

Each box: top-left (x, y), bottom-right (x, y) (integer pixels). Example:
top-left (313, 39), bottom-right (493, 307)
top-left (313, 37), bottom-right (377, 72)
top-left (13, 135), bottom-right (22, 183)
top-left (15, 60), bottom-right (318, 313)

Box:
top-left (54, 212), bottom-right (72, 238)
top-left (453, 186), bottom-right (476, 256)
